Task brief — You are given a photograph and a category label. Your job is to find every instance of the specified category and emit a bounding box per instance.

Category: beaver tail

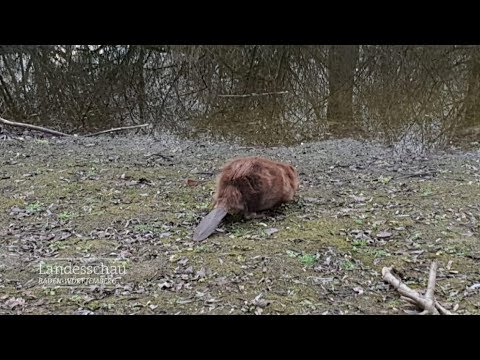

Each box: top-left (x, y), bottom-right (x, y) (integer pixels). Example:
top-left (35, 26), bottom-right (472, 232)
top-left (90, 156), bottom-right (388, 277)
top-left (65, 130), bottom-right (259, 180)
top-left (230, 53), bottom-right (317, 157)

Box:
top-left (193, 207), bottom-right (228, 241)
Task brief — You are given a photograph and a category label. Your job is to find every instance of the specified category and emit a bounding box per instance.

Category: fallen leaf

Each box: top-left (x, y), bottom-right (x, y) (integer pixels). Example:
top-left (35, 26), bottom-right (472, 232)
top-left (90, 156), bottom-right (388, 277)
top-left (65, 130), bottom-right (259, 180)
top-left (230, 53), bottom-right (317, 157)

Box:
top-left (350, 195), bottom-right (367, 203)
top-left (5, 297), bottom-right (25, 309)
top-left (196, 267), bottom-right (206, 278)
top-left (255, 308), bottom-right (263, 315)
top-left (73, 309), bottom-right (95, 315)
top-left (178, 257), bottom-right (189, 266)
top-left (265, 228), bottom-right (279, 236)
top-left (184, 179), bottom-right (199, 186)
top-left (169, 254), bottom-right (180, 262)
top-left (158, 280), bottom-right (173, 289)
top-left (353, 287), bottom-right (364, 295)
top-left (376, 231), bottom-right (392, 239)
top-left (468, 283), bottom-right (480, 290)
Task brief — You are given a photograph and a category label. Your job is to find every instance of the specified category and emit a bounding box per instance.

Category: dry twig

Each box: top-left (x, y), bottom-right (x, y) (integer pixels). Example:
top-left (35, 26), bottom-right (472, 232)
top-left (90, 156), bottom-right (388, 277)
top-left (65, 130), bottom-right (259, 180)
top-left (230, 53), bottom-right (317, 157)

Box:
top-left (84, 124), bottom-right (149, 137)
top-left (218, 91), bottom-right (289, 98)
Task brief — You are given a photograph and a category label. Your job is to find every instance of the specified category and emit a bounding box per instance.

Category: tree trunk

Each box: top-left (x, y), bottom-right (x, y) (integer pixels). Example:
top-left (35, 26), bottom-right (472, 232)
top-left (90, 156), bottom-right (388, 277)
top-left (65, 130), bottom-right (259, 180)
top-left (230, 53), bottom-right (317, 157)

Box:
top-left (32, 48), bottom-right (50, 124)
top-left (137, 46), bottom-right (146, 123)
top-left (327, 45), bottom-right (359, 137)
top-left (464, 51), bottom-right (480, 128)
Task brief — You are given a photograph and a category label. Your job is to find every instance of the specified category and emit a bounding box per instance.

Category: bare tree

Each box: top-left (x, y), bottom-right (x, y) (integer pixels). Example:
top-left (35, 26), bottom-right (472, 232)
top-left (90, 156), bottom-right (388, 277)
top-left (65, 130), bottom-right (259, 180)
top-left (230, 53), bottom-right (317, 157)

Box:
top-left (464, 48), bottom-right (480, 127)
top-left (0, 45), bottom-right (478, 148)
top-left (327, 45), bottom-right (359, 137)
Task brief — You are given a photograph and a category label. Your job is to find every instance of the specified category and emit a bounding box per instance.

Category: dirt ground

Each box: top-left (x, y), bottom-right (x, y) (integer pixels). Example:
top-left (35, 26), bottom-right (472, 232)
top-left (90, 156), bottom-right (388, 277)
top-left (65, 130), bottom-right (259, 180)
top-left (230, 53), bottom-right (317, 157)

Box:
top-left (0, 134), bottom-right (479, 314)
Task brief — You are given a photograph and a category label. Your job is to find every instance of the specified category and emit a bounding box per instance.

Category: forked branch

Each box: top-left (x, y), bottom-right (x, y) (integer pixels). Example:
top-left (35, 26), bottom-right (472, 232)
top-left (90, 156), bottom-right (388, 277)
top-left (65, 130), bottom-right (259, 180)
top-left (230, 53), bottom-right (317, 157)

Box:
top-left (382, 262), bottom-right (453, 315)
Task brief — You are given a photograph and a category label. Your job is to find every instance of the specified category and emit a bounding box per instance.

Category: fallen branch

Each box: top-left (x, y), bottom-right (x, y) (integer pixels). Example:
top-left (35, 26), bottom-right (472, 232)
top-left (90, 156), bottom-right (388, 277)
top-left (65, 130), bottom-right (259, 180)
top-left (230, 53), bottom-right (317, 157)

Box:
top-left (1, 116), bottom-right (149, 138)
top-left (218, 91), bottom-right (289, 98)
top-left (84, 124), bottom-right (149, 137)
top-left (382, 262), bottom-right (454, 315)
top-left (0, 116), bottom-right (71, 137)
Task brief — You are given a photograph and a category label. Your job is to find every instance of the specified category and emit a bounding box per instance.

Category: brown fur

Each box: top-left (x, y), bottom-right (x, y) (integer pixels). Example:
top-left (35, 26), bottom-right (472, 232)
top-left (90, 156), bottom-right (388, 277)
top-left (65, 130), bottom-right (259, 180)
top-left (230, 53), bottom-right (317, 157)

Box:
top-left (213, 156), bottom-right (299, 215)
top-left (193, 156), bottom-right (299, 241)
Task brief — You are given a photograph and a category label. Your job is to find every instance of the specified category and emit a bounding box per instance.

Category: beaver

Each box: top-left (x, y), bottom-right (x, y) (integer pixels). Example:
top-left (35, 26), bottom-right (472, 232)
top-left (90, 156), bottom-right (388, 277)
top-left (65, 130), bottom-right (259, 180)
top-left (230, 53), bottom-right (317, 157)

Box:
top-left (193, 156), bottom-right (299, 241)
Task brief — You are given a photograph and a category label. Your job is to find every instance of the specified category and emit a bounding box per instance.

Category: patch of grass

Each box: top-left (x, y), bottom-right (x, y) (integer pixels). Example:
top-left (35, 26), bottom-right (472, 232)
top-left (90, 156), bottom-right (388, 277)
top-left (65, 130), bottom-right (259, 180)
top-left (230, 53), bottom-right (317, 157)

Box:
top-left (377, 175), bottom-right (392, 184)
top-left (340, 259), bottom-right (356, 271)
top-left (352, 239), bottom-right (368, 248)
top-left (26, 201), bottom-right (42, 212)
top-left (35, 139), bottom-right (49, 145)
top-left (58, 211), bottom-right (74, 221)
top-left (421, 188), bottom-right (433, 197)
top-left (286, 249), bottom-right (299, 258)
top-left (134, 224), bottom-right (157, 232)
top-left (194, 245), bottom-right (210, 253)
top-left (299, 254), bottom-right (317, 266)
top-left (284, 250), bottom-right (320, 266)
top-left (373, 249), bottom-right (390, 258)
